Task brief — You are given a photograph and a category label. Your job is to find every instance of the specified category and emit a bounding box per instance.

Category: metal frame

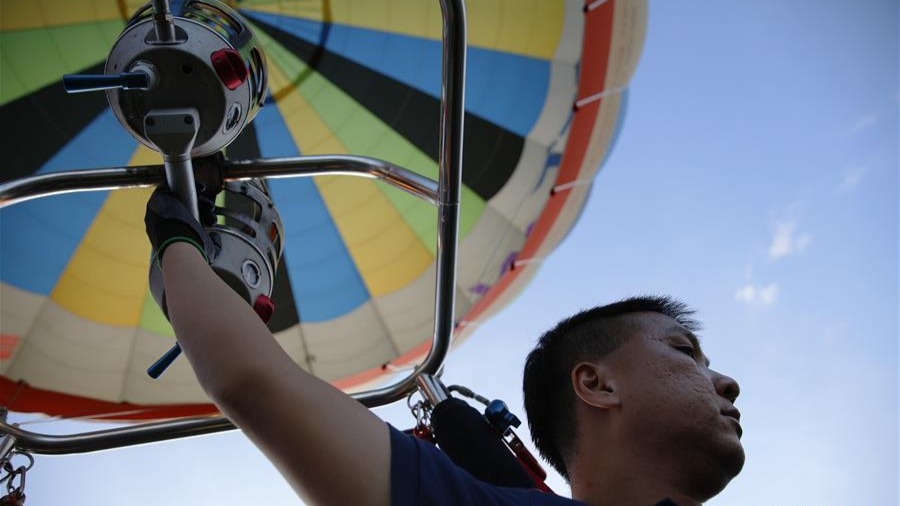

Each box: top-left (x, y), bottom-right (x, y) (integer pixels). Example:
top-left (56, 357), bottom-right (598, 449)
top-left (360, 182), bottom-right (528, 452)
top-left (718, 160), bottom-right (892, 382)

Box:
top-left (0, 0), bottom-right (466, 455)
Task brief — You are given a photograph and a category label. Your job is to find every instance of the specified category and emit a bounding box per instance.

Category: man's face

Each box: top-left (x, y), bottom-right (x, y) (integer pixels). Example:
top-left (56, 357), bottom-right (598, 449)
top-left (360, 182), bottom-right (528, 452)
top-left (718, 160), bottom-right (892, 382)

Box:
top-left (603, 312), bottom-right (745, 496)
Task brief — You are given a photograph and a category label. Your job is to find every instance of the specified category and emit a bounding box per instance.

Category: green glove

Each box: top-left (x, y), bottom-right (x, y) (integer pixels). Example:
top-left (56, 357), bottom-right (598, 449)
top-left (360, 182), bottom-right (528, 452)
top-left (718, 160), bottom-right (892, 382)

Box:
top-left (144, 183), bottom-right (218, 266)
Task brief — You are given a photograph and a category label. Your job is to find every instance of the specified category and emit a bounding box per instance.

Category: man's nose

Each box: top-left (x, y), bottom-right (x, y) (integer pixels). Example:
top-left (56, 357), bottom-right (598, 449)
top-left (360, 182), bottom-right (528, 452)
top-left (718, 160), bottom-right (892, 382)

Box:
top-left (711, 369), bottom-right (740, 403)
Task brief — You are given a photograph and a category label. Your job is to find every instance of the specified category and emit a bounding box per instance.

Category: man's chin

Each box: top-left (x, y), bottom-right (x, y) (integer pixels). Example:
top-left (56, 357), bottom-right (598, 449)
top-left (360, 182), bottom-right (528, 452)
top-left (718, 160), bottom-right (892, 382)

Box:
top-left (714, 442), bottom-right (746, 496)
top-left (696, 441), bottom-right (745, 501)
top-left (724, 442), bottom-right (746, 478)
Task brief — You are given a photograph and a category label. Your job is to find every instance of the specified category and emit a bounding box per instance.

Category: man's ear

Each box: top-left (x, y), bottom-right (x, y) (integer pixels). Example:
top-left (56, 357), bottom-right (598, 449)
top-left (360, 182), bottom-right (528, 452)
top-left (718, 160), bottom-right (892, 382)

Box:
top-left (571, 362), bottom-right (621, 410)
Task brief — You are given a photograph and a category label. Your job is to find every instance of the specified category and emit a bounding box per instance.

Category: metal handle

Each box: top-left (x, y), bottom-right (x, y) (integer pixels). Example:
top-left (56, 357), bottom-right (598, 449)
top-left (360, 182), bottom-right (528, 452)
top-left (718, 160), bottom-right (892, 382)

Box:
top-left (144, 107), bottom-right (202, 377)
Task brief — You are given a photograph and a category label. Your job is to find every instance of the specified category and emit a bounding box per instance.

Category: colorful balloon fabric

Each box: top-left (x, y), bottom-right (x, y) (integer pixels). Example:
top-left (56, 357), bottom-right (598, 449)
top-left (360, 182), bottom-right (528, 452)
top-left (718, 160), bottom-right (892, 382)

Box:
top-left (0, 0), bottom-right (647, 420)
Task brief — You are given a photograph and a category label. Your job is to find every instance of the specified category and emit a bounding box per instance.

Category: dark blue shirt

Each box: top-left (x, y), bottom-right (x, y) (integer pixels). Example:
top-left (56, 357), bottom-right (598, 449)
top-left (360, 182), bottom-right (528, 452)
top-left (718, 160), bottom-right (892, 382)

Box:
top-left (389, 424), bottom-right (679, 506)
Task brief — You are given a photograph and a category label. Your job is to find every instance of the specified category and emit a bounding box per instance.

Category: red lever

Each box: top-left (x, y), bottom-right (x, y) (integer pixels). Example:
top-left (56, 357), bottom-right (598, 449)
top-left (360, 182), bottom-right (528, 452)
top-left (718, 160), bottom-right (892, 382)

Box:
top-left (210, 48), bottom-right (248, 90)
top-left (253, 294), bottom-right (275, 323)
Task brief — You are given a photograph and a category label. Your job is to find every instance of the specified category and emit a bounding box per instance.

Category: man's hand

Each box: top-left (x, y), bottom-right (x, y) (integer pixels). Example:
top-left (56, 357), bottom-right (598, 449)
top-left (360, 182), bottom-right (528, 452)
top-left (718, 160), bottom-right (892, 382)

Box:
top-left (144, 184), bottom-right (217, 265)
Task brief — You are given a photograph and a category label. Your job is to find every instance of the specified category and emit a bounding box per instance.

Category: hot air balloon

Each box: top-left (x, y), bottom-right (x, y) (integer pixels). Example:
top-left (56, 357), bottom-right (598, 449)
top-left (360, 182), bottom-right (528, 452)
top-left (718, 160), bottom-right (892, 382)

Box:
top-left (0, 0), bottom-right (647, 433)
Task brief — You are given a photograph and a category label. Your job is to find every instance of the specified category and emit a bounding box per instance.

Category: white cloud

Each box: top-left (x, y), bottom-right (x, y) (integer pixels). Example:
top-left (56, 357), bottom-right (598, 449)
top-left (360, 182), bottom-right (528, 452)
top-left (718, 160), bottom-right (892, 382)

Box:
top-left (768, 221), bottom-right (811, 261)
top-left (758, 283), bottom-right (779, 305)
top-left (838, 166), bottom-right (868, 192)
top-left (735, 284), bottom-right (755, 303)
top-left (734, 282), bottom-right (779, 306)
top-left (849, 114), bottom-right (877, 133)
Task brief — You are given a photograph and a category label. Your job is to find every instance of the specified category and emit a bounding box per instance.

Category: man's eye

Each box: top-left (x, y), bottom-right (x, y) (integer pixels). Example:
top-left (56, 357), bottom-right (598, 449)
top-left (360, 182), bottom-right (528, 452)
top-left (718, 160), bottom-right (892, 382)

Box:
top-left (675, 346), bottom-right (695, 358)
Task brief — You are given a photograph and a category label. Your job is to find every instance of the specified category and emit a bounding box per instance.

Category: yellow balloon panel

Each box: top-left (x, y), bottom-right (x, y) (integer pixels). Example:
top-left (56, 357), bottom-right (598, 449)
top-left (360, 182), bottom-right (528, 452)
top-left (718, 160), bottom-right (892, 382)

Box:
top-left (316, 176), bottom-right (433, 296)
top-left (243, 0), bottom-right (564, 59)
top-left (0, 0), bottom-right (123, 31)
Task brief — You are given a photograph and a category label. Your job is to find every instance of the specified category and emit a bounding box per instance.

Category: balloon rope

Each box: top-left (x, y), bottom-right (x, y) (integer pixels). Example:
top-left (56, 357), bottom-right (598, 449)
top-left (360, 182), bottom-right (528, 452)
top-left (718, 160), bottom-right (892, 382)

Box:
top-left (574, 85), bottom-right (627, 110)
top-left (381, 363), bottom-right (417, 374)
top-left (3, 383), bottom-right (25, 413)
top-left (585, 0), bottom-right (612, 13)
top-left (454, 320), bottom-right (480, 331)
top-left (511, 258), bottom-right (544, 269)
top-left (551, 178), bottom-right (594, 194)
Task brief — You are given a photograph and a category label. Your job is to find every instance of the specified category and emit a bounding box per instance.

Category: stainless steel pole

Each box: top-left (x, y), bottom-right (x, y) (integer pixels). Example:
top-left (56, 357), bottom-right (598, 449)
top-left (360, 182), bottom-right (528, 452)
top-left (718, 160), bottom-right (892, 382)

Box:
top-left (0, 416), bottom-right (234, 455)
top-left (0, 166), bottom-right (165, 208)
top-left (416, 374), bottom-right (451, 407)
top-left (354, 0), bottom-right (467, 406)
top-left (223, 155), bottom-right (440, 205)
top-left (151, 0), bottom-right (177, 43)
top-left (0, 155), bottom-right (438, 209)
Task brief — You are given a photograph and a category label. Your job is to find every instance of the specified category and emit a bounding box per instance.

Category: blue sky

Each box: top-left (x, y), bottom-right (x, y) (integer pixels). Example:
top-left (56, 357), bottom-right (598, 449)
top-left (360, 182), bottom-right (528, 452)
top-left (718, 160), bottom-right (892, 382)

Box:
top-left (10, 1), bottom-right (898, 504)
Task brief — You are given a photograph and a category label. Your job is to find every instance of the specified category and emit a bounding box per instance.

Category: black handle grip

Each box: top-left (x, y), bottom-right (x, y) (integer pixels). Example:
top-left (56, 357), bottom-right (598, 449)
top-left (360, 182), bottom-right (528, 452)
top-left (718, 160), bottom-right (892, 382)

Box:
top-left (63, 72), bottom-right (151, 93)
top-left (147, 343), bottom-right (182, 378)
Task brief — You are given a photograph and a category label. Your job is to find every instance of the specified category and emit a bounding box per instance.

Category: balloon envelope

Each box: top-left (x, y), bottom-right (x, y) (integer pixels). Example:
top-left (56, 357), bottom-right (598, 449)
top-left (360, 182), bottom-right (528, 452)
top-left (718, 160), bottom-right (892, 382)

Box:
top-left (0, 0), bottom-right (647, 420)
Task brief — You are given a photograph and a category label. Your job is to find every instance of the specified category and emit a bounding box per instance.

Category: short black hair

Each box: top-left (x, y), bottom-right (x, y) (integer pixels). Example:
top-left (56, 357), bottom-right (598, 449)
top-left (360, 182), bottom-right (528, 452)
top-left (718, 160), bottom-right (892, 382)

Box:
top-left (522, 295), bottom-right (700, 480)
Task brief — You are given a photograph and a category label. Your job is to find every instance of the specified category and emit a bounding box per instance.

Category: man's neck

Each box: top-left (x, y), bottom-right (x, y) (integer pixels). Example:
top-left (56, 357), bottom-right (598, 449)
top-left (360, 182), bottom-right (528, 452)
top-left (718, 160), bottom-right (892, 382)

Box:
top-left (568, 454), bottom-right (702, 506)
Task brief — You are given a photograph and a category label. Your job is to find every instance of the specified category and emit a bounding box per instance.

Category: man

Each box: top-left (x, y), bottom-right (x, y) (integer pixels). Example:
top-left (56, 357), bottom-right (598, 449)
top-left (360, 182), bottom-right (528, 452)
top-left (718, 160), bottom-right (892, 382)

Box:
top-left (522, 299), bottom-right (744, 505)
top-left (146, 186), bottom-right (744, 506)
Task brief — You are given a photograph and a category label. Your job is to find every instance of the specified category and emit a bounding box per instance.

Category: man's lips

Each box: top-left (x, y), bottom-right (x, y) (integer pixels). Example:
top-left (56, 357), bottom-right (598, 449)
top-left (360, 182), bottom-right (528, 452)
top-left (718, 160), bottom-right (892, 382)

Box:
top-left (721, 406), bottom-right (743, 437)
top-left (722, 406), bottom-right (741, 422)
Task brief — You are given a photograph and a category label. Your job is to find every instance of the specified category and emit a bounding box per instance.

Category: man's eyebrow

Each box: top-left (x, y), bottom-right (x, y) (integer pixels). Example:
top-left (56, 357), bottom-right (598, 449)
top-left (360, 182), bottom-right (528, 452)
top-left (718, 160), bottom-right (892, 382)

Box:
top-left (669, 326), bottom-right (710, 367)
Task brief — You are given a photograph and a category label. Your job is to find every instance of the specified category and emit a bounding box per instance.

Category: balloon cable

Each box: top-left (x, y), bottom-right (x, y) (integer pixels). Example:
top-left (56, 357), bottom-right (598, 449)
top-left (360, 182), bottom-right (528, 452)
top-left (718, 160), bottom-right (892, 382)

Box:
top-left (584, 0), bottom-right (612, 13)
top-left (574, 85), bottom-right (627, 110)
